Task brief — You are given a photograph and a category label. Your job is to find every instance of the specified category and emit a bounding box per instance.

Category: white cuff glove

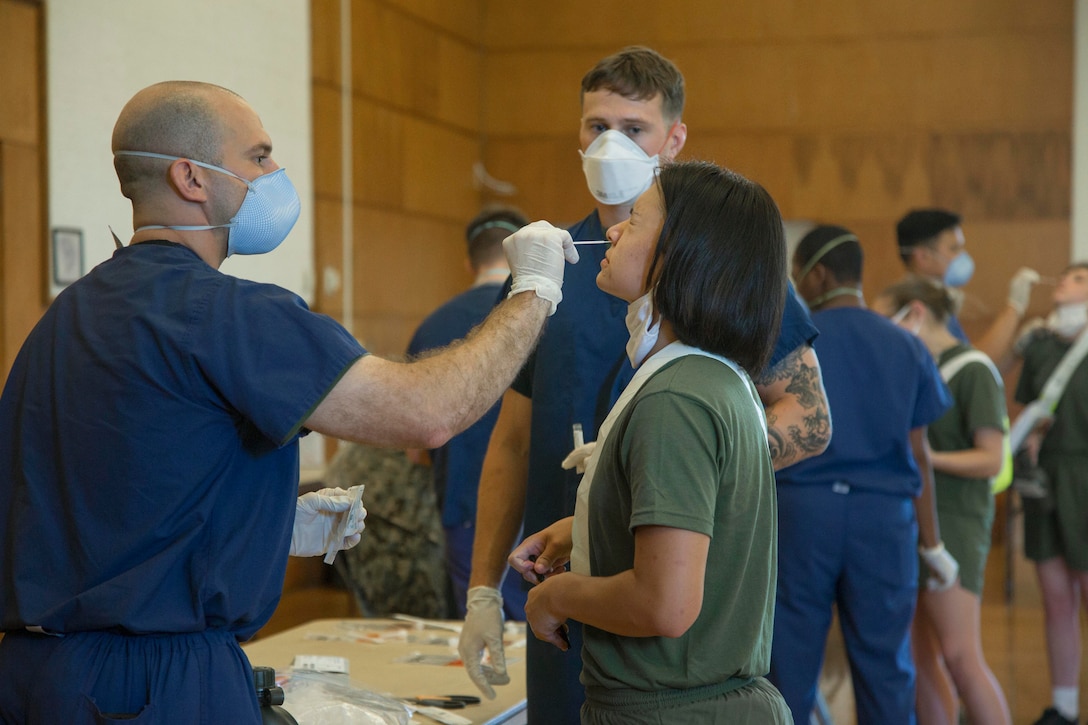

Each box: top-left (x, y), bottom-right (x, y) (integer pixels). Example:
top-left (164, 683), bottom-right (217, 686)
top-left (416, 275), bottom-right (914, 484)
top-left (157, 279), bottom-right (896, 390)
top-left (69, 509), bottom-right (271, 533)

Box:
top-left (920, 541), bottom-right (959, 592)
top-left (290, 485), bottom-right (366, 558)
top-left (1008, 267), bottom-right (1041, 315)
top-left (504, 220), bottom-right (579, 316)
top-left (458, 586), bottom-right (508, 699)
top-left (561, 441), bottom-right (597, 474)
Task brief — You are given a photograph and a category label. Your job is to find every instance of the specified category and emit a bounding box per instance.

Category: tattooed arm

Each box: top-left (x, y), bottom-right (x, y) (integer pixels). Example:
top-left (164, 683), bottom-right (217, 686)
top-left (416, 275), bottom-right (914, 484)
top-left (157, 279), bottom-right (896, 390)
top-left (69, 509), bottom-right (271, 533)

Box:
top-left (753, 345), bottom-right (832, 471)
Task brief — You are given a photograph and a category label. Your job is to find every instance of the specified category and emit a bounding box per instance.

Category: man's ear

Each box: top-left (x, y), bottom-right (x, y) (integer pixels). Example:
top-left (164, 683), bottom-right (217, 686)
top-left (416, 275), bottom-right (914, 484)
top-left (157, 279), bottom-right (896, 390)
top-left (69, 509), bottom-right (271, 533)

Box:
top-left (663, 121), bottom-right (687, 162)
top-left (167, 159), bottom-right (212, 203)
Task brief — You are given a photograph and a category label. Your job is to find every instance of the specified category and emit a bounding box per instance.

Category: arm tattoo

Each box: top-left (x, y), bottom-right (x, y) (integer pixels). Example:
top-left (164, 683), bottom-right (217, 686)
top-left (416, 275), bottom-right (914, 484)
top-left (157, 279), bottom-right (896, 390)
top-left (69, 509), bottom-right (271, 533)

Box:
top-left (759, 347), bottom-right (832, 470)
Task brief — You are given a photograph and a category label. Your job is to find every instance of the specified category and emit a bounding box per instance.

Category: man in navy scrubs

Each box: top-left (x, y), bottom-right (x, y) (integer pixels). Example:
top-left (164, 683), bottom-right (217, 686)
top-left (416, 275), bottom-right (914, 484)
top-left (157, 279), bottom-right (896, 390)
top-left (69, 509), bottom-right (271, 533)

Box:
top-left (0, 80), bottom-right (575, 723)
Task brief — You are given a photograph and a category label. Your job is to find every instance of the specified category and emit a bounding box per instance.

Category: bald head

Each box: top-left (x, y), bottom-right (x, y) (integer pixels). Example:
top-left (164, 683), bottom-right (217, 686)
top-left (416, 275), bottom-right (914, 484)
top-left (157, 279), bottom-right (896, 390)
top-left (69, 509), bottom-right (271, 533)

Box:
top-left (112, 81), bottom-right (244, 202)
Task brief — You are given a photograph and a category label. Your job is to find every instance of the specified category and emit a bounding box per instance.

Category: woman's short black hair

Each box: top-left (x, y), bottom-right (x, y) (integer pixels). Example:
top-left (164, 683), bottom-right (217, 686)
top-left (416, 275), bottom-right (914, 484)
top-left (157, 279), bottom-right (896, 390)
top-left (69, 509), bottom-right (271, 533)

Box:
top-left (649, 160), bottom-right (786, 376)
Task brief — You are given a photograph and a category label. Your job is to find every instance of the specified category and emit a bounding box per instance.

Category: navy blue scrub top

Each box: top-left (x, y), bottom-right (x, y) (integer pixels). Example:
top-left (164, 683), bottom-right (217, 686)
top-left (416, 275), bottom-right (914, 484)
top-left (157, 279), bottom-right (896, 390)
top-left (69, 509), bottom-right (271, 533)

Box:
top-left (776, 307), bottom-right (951, 496)
top-left (0, 241), bottom-right (365, 639)
top-left (512, 211), bottom-right (819, 537)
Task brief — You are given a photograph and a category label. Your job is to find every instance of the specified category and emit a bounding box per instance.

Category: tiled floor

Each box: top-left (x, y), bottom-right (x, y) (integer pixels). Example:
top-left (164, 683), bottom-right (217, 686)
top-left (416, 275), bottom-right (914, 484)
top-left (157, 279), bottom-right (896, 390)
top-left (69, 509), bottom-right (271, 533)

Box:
top-left (819, 499), bottom-right (1088, 724)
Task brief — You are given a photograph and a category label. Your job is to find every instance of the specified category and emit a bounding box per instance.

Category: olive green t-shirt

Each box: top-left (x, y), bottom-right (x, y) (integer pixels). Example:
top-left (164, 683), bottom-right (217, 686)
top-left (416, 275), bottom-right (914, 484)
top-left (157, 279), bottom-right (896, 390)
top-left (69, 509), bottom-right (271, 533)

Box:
top-left (580, 356), bottom-right (777, 692)
top-left (1016, 332), bottom-right (1088, 457)
top-left (929, 344), bottom-right (1005, 517)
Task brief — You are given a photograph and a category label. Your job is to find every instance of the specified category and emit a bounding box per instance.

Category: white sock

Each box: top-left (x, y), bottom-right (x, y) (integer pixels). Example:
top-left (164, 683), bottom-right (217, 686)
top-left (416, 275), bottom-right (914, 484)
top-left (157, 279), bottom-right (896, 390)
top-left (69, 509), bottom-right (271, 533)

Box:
top-left (1053, 686), bottom-right (1079, 720)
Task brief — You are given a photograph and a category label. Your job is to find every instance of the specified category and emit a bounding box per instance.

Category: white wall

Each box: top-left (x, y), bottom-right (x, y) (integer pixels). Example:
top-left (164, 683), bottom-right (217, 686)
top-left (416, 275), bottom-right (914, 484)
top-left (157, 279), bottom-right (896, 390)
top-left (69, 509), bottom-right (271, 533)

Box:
top-left (46, 0), bottom-right (314, 300)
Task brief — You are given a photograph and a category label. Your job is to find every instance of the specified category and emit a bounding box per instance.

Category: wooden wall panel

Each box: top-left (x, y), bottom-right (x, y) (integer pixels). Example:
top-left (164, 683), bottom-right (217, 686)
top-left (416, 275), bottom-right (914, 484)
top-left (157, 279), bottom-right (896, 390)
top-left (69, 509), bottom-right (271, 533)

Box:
top-left (929, 133), bottom-right (1071, 220)
top-left (483, 50), bottom-right (589, 138)
top-left (434, 36), bottom-right (483, 132)
top-left (482, 137), bottom-right (591, 227)
top-left (482, 3), bottom-right (769, 46)
top-left (927, 36), bottom-right (1073, 130)
top-left (0, 0), bottom-right (45, 378)
top-left (351, 0), bottom-right (482, 133)
top-left (0, 1), bottom-right (39, 144)
top-left (311, 0), bottom-right (341, 87)
top-left (385, 0), bottom-right (481, 43)
top-left (311, 83), bottom-right (343, 200)
top-left (312, 197), bottom-right (343, 319)
top-left (478, 1), bottom-right (1073, 334)
top-left (676, 44), bottom-right (802, 134)
top-left (353, 205), bottom-right (467, 319)
top-left (1, 144), bottom-right (44, 376)
top-left (310, 0), bottom-right (486, 359)
top-left (401, 117), bottom-right (479, 219)
top-left (350, 97), bottom-right (405, 207)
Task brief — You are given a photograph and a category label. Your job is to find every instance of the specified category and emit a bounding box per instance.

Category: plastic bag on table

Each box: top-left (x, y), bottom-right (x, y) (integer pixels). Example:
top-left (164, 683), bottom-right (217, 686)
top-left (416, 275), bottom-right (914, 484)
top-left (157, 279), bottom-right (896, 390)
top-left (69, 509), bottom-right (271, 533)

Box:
top-left (281, 670), bottom-right (410, 725)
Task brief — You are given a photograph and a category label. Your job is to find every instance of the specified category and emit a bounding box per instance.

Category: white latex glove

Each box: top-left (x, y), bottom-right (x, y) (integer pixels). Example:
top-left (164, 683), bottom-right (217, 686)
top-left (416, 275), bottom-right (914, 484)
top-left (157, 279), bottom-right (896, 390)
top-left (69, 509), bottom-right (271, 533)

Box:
top-left (920, 541), bottom-right (959, 592)
top-left (289, 486), bottom-right (366, 557)
top-left (458, 586), bottom-right (509, 699)
top-left (504, 220), bottom-right (579, 316)
top-left (560, 441), bottom-right (597, 474)
top-left (1008, 267), bottom-right (1041, 315)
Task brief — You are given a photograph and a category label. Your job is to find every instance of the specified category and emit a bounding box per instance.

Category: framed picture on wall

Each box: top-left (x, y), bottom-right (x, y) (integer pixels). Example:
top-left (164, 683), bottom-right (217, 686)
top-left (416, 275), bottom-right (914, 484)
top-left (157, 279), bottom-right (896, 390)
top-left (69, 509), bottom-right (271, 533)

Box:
top-left (51, 227), bottom-right (84, 286)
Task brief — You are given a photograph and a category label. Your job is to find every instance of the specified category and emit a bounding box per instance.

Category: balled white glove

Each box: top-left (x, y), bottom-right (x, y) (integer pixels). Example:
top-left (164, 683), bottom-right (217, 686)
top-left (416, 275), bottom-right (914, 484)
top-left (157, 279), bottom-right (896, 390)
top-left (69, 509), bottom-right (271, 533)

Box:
top-left (290, 485), bottom-right (366, 557)
top-left (920, 541), bottom-right (959, 592)
top-left (458, 586), bottom-right (509, 699)
top-left (1008, 267), bottom-right (1041, 315)
top-left (504, 220), bottom-right (579, 316)
top-left (560, 441), bottom-right (597, 474)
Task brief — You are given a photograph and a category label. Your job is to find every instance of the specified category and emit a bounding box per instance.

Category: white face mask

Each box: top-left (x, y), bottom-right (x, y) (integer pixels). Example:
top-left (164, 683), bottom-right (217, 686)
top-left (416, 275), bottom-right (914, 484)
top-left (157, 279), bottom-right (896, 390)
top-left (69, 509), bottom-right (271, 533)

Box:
top-left (579, 130), bottom-right (659, 206)
top-left (1045, 302), bottom-right (1088, 338)
top-left (625, 290), bottom-right (661, 367)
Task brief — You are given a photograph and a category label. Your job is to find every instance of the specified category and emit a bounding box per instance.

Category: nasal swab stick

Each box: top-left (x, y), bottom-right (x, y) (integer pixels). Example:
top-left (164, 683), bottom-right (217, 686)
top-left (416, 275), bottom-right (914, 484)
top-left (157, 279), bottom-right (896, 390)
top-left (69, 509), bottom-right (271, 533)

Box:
top-left (572, 240), bottom-right (609, 245)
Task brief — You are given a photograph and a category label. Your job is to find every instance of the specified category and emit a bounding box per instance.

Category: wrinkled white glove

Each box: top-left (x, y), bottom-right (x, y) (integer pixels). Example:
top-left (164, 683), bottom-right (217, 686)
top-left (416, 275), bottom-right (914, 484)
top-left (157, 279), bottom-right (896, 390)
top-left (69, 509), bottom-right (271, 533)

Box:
top-left (920, 541), bottom-right (959, 592)
top-left (504, 220), bottom-right (579, 316)
top-left (458, 586), bottom-right (509, 699)
top-left (289, 486), bottom-right (366, 557)
top-left (1008, 267), bottom-right (1041, 315)
top-left (560, 441), bottom-right (597, 474)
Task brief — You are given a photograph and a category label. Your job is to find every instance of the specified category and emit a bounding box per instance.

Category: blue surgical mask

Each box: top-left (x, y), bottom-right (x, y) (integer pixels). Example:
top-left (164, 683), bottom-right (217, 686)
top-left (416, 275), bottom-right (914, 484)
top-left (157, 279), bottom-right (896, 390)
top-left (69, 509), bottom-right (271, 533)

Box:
top-left (943, 251), bottom-right (975, 288)
top-left (114, 150), bottom-right (301, 256)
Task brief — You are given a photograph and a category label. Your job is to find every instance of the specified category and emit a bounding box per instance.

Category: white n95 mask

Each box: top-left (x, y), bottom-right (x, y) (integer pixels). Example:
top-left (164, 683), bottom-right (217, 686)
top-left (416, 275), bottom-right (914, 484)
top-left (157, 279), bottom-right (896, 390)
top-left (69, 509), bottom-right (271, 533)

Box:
top-left (114, 150), bottom-right (301, 256)
top-left (579, 130), bottom-right (659, 206)
top-left (1046, 302), bottom-right (1088, 338)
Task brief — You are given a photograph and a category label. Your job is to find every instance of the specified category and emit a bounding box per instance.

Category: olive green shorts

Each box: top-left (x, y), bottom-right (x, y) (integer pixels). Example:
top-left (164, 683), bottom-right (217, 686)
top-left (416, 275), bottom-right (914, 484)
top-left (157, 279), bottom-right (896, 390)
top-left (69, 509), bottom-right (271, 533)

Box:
top-left (581, 677), bottom-right (793, 725)
top-left (919, 510), bottom-right (993, 596)
top-left (1024, 458), bottom-right (1088, 571)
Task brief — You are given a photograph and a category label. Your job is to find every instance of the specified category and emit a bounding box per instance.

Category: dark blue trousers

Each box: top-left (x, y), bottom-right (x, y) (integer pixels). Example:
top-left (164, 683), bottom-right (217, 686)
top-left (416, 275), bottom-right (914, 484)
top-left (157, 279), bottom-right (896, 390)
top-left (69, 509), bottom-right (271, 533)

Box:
top-left (769, 484), bottom-right (919, 725)
top-left (445, 523), bottom-right (527, 621)
top-left (0, 629), bottom-right (260, 724)
top-left (526, 619), bottom-right (584, 725)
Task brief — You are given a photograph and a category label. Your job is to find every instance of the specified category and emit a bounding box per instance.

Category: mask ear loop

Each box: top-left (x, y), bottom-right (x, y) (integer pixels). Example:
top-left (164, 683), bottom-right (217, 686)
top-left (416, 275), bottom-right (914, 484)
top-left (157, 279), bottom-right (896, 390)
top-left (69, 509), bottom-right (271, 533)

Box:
top-left (890, 305), bottom-right (912, 324)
